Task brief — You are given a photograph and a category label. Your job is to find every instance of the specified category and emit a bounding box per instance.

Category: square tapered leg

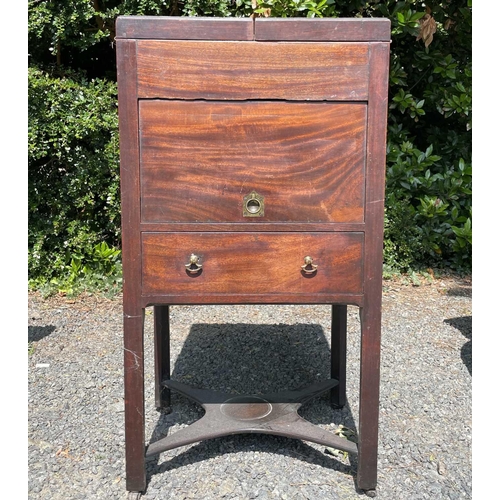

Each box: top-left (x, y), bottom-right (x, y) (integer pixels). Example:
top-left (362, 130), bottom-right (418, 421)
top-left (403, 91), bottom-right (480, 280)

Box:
top-left (154, 305), bottom-right (171, 411)
top-left (331, 305), bottom-right (347, 409)
top-left (356, 304), bottom-right (382, 495)
top-left (123, 309), bottom-right (146, 493)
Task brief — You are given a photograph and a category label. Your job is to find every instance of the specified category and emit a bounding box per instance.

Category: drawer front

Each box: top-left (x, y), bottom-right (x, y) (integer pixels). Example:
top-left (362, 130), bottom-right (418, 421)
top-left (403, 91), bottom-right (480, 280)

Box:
top-left (142, 232), bottom-right (363, 296)
top-left (140, 101), bottom-right (367, 224)
top-left (136, 41), bottom-right (369, 100)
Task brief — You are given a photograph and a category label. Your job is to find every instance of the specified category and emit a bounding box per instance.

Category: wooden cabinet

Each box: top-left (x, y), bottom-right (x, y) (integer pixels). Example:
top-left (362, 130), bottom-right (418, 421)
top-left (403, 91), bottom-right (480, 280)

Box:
top-left (116, 16), bottom-right (390, 497)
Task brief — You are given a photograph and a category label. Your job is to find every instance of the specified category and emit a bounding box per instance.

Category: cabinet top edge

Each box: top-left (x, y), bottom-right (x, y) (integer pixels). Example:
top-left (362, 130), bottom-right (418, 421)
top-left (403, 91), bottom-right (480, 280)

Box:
top-left (115, 16), bottom-right (391, 42)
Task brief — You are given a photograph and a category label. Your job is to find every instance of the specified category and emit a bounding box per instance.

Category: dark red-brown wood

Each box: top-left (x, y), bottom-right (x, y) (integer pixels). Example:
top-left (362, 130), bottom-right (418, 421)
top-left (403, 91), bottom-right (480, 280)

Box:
top-left (115, 16), bottom-right (390, 42)
top-left (116, 16), bottom-right (254, 40)
top-left (116, 16), bottom-right (390, 497)
top-left (116, 38), bottom-right (147, 494)
top-left (331, 304), bottom-right (347, 409)
top-left (139, 222), bottom-right (365, 233)
top-left (141, 232), bottom-right (364, 296)
top-left (136, 41), bottom-right (370, 100)
top-left (141, 293), bottom-right (364, 308)
top-left (154, 305), bottom-right (170, 410)
top-left (140, 100), bottom-right (367, 224)
top-left (254, 18), bottom-right (391, 42)
top-left (356, 42), bottom-right (390, 493)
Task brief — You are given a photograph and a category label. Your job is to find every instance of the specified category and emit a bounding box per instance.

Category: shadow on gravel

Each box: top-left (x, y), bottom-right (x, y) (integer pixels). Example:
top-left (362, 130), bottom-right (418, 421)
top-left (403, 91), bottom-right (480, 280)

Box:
top-left (146, 322), bottom-right (358, 488)
top-left (445, 316), bottom-right (472, 375)
top-left (28, 325), bottom-right (56, 343)
top-left (145, 432), bottom-right (355, 481)
top-left (445, 285), bottom-right (472, 297)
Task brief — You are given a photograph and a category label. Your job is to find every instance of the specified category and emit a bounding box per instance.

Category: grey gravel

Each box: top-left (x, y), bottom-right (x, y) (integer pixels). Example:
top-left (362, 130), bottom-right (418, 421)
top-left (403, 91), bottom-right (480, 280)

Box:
top-left (28, 276), bottom-right (472, 499)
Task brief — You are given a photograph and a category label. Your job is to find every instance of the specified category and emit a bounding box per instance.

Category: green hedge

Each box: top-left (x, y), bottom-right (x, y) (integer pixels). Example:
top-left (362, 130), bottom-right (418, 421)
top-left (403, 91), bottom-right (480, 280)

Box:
top-left (28, 1), bottom-right (472, 293)
top-left (28, 67), bottom-right (122, 294)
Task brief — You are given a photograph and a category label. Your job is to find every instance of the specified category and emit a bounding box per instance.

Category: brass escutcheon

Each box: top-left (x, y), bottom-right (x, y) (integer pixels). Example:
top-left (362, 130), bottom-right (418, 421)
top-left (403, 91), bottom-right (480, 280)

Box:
top-left (243, 191), bottom-right (264, 217)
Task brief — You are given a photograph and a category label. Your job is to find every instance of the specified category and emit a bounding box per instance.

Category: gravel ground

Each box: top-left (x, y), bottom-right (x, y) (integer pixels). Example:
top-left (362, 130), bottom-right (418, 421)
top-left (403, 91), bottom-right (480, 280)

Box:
top-left (28, 275), bottom-right (471, 500)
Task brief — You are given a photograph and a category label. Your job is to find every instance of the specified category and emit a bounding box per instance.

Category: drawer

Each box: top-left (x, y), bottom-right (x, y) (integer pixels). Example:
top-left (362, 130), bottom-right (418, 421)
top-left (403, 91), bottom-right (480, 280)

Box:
top-left (136, 41), bottom-right (370, 100)
top-left (142, 232), bottom-right (363, 296)
top-left (140, 101), bottom-right (367, 224)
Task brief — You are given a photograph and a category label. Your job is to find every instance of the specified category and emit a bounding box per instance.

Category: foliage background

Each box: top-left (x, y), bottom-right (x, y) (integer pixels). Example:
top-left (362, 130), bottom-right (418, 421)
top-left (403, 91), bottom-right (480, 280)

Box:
top-left (28, 0), bottom-right (472, 294)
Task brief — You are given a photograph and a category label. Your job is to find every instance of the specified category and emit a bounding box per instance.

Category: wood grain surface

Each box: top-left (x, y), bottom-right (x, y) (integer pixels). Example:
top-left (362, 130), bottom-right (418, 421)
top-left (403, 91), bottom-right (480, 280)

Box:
top-left (116, 15), bottom-right (390, 495)
top-left (141, 232), bottom-right (364, 296)
top-left (255, 18), bottom-right (391, 41)
top-left (140, 101), bottom-right (367, 223)
top-left (116, 16), bottom-right (253, 40)
top-left (136, 41), bottom-right (370, 100)
top-left (357, 42), bottom-right (390, 493)
top-left (116, 16), bottom-right (390, 42)
top-left (116, 38), bottom-right (146, 494)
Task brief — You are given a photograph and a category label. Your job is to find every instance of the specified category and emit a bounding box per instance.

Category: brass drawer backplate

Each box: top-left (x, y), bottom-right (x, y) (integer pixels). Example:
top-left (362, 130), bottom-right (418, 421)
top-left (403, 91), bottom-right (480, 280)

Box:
top-left (243, 191), bottom-right (265, 217)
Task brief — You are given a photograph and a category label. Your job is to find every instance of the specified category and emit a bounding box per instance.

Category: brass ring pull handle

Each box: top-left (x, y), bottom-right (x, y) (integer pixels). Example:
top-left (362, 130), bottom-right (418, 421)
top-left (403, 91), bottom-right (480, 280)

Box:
top-left (185, 254), bottom-right (203, 274)
top-left (301, 256), bottom-right (318, 274)
top-left (243, 191), bottom-right (265, 217)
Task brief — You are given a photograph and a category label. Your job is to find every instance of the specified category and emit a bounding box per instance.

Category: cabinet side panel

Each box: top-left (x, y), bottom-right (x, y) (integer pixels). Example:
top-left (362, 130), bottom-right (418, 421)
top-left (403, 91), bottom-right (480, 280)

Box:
top-left (116, 39), bottom-right (146, 493)
top-left (363, 43), bottom-right (389, 339)
top-left (117, 39), bottom-right (142, 313)
top-left (357, 42), bottom-right (390, 492)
